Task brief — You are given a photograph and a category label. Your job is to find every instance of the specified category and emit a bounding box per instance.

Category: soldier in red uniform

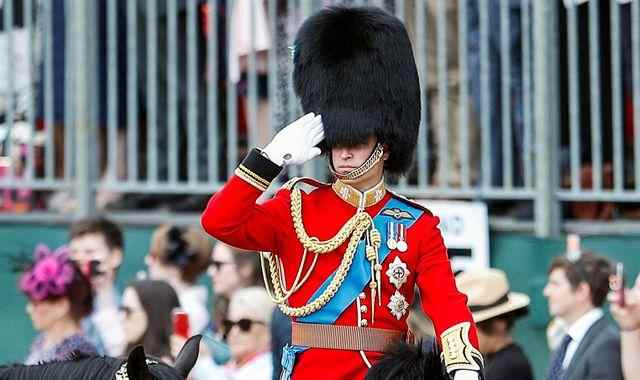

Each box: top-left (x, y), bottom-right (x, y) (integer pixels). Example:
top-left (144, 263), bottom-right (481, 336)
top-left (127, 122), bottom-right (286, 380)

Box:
top-left (201, 6), bottom-right (483, 380)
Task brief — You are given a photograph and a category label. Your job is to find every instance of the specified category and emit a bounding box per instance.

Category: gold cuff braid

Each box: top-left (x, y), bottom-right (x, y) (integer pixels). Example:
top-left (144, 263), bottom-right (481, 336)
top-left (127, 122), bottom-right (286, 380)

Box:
top-left (235, 164), bottom-right (270, 191)
top-left (440, 322), bottom-right (484, 373)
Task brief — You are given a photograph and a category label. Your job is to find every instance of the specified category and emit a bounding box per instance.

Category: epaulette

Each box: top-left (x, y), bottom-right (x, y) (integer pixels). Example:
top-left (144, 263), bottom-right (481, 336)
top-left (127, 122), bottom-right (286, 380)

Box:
top-left (281, 177), bottom-right (330, 193)
top-left (388, 191), bottom-right (434, 217)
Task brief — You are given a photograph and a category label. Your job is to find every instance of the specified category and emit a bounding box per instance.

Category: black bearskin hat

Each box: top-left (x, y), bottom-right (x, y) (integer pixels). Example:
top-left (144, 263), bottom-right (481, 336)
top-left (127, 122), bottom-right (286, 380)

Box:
top-left (293, 6), bottom-right (420, 175)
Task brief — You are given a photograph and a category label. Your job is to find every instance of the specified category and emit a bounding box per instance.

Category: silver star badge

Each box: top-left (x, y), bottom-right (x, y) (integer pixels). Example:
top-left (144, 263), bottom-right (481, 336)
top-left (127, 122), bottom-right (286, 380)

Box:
top-left (387, 290), bottom-right (409, 320)
top-left (386, 256), bottom-right (410, 289)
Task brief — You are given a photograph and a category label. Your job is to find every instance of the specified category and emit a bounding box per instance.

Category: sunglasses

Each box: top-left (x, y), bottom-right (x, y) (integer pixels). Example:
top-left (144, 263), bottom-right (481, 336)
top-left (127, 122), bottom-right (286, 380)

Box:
top-left (209, 259), bottom-right (234, 271)
top-left (222, 318), bottom-right (265, 339)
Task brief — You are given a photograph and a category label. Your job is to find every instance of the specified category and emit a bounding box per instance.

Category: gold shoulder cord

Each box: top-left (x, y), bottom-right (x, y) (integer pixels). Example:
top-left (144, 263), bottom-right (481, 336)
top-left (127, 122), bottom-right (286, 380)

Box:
top-left (260, 187), bottom-right (378, 318)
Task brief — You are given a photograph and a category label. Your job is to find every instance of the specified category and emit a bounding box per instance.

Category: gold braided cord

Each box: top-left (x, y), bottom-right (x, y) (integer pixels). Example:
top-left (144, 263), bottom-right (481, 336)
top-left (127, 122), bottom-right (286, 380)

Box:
top-left (260, 187), bottom-right (374, 317)
top-left (290, 188), bottom-right (372, 254)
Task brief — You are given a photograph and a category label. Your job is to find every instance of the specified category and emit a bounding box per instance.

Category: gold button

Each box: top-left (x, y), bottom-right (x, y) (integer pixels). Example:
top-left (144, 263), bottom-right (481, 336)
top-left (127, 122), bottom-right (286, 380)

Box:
top-left (360, 319), bottom-right (368, 327)
top-left (359, 292), bottom-right (366, 299)
top-left (360, 305), bottom-right (368, 313)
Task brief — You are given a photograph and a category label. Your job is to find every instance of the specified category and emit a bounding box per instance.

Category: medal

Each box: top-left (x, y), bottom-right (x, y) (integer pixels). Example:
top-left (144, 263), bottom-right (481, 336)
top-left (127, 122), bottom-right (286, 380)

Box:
top-left (386, 221), bottom-right (397, 250)
top-left (387, 290), bottom-right (409, 320)
top-left (386, 256), bottom-right (410, 289)
top-left (396, 224), bottom-right (408, 252)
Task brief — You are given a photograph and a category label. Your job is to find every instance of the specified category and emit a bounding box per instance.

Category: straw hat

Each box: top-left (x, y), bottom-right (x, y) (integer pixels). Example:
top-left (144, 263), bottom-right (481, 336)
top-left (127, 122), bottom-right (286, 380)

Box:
top-left (455, 269), bottom-right (530, 323)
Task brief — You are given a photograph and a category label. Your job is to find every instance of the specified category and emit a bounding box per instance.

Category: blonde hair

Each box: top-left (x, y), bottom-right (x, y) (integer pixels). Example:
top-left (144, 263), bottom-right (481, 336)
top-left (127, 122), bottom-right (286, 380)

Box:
top-left (228, 286), bottom-right (274, 325)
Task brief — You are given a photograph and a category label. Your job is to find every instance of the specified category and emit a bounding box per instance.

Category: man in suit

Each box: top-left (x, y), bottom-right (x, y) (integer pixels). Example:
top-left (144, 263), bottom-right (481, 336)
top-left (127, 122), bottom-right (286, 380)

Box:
top-left (543, 252), bottom-right (623, 380)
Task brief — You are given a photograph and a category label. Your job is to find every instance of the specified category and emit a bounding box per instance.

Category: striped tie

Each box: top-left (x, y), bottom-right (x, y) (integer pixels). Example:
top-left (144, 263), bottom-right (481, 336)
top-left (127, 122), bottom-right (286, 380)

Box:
top-left (547, 334), bottom-right (573, 380)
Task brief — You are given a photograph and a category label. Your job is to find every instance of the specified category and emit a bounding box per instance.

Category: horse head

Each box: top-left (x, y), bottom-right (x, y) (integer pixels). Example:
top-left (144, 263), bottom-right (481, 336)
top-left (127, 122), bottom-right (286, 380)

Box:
top-left (119, 335), bottom-right (202, 380)
top-left (0, 335), bottom-right (202, 380)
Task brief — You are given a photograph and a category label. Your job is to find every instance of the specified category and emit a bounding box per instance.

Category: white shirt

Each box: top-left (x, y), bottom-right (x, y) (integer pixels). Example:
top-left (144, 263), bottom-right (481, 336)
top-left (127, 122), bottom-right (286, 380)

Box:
top-left (178, 285), bottom-right (210, 335)
top-left (228, 0), bottom-right (271, 83)
top-left (192, 351), bottom-right (272, 380)
top-left (92, 286), bottom-right (126, 357)
top-left (562, 308), bottom-right (604, 368)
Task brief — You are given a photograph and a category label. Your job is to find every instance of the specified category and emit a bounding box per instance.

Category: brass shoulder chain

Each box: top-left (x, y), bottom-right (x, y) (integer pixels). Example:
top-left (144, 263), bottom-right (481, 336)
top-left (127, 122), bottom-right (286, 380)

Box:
top-left (261, 187), bottom-right (373, 317)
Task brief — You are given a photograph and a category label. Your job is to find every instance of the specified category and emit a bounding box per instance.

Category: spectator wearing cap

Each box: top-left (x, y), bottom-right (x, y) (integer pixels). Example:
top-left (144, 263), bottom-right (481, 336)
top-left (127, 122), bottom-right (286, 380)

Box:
top-left (543, 252), bottom-right (623, 380)
top-left (146, 224), bottom-right (213, 335)
top-left (456, 269), bottom-right (533, 380)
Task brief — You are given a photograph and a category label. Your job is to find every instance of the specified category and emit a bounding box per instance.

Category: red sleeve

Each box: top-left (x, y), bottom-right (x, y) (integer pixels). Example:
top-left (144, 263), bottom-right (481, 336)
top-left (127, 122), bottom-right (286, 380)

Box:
top-left (200, 149), bottom-right (290, 253)
top-left (415, 215), bottom-right (480, 350)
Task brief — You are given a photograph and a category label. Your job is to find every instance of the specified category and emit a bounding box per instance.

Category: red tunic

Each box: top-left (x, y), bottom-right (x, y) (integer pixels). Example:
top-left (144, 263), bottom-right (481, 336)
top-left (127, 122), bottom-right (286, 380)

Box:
top-left (201, 150), bottom-right (481, 380)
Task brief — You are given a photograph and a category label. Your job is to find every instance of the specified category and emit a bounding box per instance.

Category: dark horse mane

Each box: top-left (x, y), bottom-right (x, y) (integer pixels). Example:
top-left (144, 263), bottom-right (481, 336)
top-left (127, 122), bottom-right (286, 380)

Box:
top-left (1, 356), bottom-right (127, 380)
top-left (365, 338), bottom-right (449, 380)
top-left (0, 335), bottom-right (202, 380)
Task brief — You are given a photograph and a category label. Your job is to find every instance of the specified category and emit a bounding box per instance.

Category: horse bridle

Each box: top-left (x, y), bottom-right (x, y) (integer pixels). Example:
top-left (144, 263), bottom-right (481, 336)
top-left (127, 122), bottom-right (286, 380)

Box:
top-left (114, 359), bottom-right (159, 380)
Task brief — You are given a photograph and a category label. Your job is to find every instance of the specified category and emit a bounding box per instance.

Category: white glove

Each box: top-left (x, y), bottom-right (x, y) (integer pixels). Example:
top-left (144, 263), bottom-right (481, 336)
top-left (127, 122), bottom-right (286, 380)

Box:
top-left (454, 370), bottom-right (479, 380)
top-left (262, 113), bottom-right (324, 166)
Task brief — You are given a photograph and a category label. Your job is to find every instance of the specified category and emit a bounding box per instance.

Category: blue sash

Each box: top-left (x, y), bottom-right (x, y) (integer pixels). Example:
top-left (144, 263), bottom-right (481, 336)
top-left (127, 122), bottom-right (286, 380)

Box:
top-left (280, 197), bottom-right (423, 380)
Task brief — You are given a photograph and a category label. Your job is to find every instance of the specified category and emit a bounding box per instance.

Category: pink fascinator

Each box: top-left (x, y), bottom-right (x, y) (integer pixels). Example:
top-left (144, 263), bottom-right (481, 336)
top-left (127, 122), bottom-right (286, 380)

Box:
top-left (19, 244), bottom-right (76, 301)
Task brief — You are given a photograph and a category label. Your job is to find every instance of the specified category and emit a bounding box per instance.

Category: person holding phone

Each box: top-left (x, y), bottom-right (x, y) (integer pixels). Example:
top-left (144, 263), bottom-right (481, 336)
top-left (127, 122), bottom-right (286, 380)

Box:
top-left (145, 225), bottom-right (213, 335)
top-left (610, 271), bottom-right (640, 380)
top-left (69, 217), bottom-right (126, 356)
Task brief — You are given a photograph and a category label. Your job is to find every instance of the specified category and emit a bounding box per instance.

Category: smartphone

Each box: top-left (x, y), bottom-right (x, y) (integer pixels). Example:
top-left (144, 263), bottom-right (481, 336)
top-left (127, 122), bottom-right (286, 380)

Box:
top-left (173, 309), bottom-right (190, 338)
top-left (566, 234), bottom-right (581, 261)
top-left (616, 262), bottom-right (626, 308)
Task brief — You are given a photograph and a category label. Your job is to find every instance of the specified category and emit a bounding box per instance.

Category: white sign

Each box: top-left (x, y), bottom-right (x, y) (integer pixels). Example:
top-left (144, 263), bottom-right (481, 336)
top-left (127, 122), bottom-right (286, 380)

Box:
top-left (416, 200), bottom-right (490, 272)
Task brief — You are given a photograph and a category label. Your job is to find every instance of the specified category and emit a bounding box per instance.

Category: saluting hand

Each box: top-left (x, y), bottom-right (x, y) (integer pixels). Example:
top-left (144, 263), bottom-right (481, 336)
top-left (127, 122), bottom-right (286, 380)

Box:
top-left (262, 113), bottom-right (325, 166)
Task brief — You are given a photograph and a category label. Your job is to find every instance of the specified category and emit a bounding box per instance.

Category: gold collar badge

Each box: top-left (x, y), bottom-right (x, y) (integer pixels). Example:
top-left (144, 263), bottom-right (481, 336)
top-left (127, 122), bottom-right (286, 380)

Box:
top-left (332, 179), bottom-right (386, 209)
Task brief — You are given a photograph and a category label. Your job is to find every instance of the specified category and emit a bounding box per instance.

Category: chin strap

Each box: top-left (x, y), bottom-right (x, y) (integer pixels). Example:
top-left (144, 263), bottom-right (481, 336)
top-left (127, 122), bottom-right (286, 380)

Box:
top-left (329, 143), bottom-right (384, 181)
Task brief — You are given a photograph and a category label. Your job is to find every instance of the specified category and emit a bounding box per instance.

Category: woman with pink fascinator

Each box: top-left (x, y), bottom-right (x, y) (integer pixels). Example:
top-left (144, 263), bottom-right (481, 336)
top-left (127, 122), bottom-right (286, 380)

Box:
top-left (19, 244), bottom-right (97, 364)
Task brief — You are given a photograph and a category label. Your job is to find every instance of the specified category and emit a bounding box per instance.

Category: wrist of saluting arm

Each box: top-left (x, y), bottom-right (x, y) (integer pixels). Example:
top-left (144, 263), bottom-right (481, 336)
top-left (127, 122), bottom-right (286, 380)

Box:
top-left (233, 148), bottom-right (283, 192)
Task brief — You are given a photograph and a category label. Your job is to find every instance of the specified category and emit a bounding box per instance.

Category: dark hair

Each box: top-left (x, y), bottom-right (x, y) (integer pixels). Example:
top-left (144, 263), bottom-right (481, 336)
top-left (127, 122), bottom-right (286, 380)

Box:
top-left (65, 262), bottom-right (94, 321)
top-left (125, 280), bottom-right (181, 359)
top-left (365, 340), bottom-right (447, 380)
top-left (548, 252), bottom-right (613, 307)
top-left (69, 217), bottom-right (124, 251)
top-left (476, 306), bottom-right (529, 335)
top-left (149, 225), bottom-right (212, 284)
top-left (21, 260), bottom-right (94, 323)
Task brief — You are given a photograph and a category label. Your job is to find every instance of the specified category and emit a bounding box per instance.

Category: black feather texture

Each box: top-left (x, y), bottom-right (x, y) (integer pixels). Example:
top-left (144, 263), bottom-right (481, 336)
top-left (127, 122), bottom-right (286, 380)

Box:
top-left (293, 6), bottom-right (421, 175)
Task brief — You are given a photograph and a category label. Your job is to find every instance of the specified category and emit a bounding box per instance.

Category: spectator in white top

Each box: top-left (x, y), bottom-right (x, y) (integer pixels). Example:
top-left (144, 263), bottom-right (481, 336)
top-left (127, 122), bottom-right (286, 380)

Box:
top-left (146, 224), bottom-right (213, 335)
top-left (188, 286), bottom-right (274, 380)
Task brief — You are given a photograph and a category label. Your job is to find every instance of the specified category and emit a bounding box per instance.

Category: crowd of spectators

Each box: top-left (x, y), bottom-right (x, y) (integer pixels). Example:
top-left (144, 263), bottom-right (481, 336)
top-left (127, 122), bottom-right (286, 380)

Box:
top-left (9, 215), bottom-right (640, 380)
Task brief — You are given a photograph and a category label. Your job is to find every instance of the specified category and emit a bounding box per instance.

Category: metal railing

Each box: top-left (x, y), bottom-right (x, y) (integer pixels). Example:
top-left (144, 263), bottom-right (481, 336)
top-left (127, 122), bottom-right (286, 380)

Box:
top-left (0, 0), bottom-right (638, 237)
